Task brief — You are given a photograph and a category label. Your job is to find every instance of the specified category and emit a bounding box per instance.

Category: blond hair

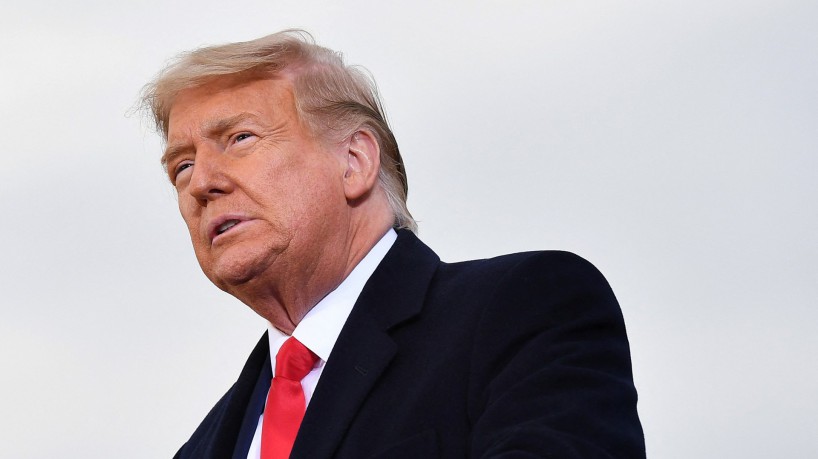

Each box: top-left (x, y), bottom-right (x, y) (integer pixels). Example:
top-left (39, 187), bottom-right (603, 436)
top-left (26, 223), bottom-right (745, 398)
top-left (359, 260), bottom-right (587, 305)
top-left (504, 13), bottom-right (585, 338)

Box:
top-left (141, 30), bottom-right (416, 233)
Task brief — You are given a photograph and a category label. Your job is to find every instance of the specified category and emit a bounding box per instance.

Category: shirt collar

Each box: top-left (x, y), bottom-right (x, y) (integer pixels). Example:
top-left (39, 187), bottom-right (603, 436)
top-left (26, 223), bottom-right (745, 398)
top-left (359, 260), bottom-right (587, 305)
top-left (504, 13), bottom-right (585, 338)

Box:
top-left (267, 229), bottom-right (398, 362)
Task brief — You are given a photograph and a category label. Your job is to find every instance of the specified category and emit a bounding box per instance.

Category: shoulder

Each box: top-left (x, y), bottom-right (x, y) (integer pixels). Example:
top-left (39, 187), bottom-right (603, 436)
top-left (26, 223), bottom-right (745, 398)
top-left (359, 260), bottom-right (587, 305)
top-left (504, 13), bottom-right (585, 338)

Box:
top-left (436, 250), bottom-right (617, 313)
top-left (441, 249), bottom-right (605, 279)
top-left (448, 252), bottom-right (644, 457)
top-left (442, 249), bottom-right (623, 330)
top-left (423, 249), bottom-right (627, 358)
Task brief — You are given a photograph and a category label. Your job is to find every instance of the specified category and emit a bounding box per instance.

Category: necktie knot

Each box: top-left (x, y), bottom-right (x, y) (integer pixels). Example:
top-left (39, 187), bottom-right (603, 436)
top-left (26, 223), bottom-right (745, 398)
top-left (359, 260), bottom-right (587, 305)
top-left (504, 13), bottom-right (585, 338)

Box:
top-left (275, 337), bottom-right (319, 381)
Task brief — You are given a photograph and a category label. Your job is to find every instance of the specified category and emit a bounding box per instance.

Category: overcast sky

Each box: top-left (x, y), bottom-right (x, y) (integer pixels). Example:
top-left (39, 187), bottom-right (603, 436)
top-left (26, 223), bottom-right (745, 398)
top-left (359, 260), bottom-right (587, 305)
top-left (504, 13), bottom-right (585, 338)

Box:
top-left (1, 0), bottom-right (816, 457)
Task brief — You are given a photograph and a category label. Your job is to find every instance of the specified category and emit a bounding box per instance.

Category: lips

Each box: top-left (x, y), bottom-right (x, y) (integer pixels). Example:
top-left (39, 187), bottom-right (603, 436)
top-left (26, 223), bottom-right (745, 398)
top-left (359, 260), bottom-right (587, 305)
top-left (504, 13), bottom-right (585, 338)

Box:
top-left (207, 215), bottom-right (250, 244)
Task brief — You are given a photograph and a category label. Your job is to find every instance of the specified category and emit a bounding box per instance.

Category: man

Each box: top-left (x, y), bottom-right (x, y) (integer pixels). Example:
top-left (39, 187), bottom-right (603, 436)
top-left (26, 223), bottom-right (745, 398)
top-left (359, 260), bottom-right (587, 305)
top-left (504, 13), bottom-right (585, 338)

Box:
top-left (142, 30), bottom-right (645, 458)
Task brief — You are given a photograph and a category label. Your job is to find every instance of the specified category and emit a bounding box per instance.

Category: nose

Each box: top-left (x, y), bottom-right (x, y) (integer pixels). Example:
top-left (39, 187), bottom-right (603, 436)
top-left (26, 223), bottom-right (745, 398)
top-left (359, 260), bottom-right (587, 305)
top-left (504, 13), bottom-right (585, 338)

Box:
top-left (187, 147), bottom-right (232, 205)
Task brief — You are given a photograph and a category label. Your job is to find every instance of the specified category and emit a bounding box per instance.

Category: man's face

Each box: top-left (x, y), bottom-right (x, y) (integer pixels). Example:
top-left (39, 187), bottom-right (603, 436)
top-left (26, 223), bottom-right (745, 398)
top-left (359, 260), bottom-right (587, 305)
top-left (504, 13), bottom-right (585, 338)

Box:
top-left (165, 76), bottom-right (350, 298)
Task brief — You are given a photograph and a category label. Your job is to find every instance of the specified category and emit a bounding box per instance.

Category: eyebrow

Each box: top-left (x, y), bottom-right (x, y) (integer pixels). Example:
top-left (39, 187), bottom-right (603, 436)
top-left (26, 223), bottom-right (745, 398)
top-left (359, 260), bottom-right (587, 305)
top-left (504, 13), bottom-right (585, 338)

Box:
top-left (161, 112), bottom-right (261, 167)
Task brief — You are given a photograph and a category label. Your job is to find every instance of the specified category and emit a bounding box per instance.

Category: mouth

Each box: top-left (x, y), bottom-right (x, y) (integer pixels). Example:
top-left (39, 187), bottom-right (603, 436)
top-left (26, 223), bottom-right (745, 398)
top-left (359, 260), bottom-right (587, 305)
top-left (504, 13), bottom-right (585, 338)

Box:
top-left (216, 219), bottom-right (240, 235)
top-left (208, 216), bottom-right (248, 244)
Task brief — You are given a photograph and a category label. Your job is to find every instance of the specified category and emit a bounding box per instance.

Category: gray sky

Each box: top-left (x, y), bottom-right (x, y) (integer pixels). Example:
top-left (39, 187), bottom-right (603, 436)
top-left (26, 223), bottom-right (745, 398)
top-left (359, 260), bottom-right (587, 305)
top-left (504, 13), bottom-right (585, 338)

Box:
top-left (2, 0), bottom-right (816, 457)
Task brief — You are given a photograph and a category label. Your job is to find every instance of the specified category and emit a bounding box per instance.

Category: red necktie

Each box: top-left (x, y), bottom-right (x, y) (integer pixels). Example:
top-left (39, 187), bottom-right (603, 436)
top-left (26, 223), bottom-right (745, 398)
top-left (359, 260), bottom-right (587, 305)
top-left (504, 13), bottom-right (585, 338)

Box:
top-left (261, 337), bottom-right (319, 459)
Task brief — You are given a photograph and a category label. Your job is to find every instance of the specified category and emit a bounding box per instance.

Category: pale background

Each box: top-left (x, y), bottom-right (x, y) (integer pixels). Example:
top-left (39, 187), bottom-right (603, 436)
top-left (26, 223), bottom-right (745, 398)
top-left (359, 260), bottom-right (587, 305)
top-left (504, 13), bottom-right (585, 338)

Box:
top-left (1, 0), bottom-right (816, 458)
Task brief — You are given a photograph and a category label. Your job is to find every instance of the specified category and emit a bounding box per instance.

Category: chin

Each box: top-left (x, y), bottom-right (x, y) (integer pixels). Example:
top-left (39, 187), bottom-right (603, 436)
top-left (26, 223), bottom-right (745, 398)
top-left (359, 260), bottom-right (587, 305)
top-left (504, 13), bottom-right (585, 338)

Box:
top-left (215, 266), bottom-right (263, 290)
top-left (202, 254), bottom-right (267, 291)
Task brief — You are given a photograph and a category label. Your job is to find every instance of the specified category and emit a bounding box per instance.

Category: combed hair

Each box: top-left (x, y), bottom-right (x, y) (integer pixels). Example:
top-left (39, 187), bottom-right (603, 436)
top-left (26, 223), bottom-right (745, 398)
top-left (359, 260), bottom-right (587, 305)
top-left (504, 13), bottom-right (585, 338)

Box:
top-left (141, 29), bottom-right (417, 233)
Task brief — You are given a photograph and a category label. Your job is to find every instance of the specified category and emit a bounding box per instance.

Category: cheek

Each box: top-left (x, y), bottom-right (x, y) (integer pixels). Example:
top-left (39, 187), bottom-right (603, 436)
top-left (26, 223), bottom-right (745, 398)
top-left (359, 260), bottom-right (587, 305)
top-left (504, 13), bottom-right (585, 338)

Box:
top-left (292, 177), bottom-right (342, 215)
top-left (178, 201), bottom-right (198, 232)
top-left (177, 198), bottom-right (207, 249)
top-left (252, 153), bottom-right (346, 228)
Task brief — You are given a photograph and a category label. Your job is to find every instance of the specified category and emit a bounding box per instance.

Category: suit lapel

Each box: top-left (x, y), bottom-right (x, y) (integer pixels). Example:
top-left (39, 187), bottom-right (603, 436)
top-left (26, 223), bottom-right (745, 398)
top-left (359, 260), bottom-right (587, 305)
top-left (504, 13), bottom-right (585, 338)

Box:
top-left (290, 231), bottom-right (440, 459)
top-left (231, 347), bottom-right (273, 459)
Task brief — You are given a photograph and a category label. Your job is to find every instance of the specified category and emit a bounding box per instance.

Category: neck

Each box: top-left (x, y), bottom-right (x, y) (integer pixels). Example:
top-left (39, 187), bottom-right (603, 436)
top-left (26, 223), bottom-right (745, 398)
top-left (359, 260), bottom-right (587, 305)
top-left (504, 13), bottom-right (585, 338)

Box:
top-left (233, 204), bottom-right (393, 334)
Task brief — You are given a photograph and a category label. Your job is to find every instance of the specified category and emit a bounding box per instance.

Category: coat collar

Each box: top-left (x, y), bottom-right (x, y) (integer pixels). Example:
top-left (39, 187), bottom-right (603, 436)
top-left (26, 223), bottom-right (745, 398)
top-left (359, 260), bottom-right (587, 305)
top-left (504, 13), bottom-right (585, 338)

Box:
top-left (291, 229), bottom-right (440, 459)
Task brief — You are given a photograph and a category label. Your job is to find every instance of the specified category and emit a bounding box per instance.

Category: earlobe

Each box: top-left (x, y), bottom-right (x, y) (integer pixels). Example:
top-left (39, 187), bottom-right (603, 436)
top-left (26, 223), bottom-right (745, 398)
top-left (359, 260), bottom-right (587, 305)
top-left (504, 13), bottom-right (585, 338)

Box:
top-left (344, 130), bottom-right (381, 200)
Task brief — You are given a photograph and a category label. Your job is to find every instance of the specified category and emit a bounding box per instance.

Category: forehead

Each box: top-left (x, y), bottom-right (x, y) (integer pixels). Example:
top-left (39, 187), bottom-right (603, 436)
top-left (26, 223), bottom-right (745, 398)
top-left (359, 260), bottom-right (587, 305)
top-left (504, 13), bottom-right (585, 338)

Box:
top-left (167, 75), bottom-right (296, 139)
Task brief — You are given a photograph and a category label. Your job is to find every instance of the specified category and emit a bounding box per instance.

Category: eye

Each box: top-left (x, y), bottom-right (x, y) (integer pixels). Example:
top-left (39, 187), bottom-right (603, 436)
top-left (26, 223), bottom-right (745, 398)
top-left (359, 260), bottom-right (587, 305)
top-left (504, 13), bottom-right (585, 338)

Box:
top-left (176, 161), bottom-right (193, 174)
top-left (234, 132), bottom-right (254, 143)
top-left (172, 161), bottom-right (194, 184)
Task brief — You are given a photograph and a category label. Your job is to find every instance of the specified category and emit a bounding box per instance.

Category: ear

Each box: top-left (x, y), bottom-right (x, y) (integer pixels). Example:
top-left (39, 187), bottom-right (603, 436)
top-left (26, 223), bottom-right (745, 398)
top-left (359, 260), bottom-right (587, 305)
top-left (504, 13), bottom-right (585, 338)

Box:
top-left (343, 129), bottom-right (381, 201)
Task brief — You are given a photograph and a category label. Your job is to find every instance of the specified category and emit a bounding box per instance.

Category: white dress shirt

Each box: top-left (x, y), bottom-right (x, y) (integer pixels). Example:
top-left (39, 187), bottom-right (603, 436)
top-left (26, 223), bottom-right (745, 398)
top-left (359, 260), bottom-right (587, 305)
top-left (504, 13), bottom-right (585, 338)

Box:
top-left (246, 229), bottom-right (397, 459)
